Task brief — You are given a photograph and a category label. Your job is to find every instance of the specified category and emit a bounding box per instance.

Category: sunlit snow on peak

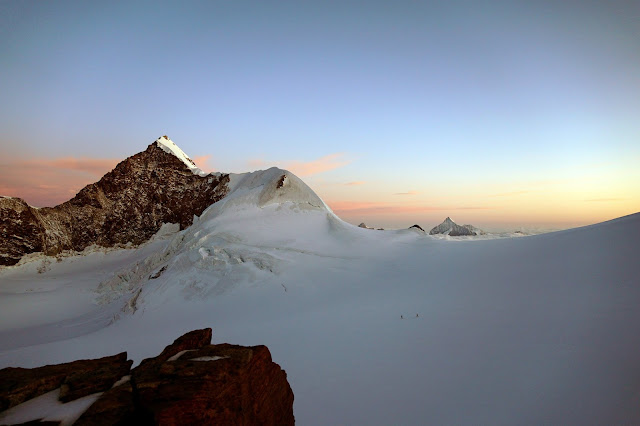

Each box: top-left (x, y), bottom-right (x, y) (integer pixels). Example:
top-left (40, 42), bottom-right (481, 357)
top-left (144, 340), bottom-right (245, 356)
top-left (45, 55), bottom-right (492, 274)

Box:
top-left (154, 135), bottom-right (208, 177)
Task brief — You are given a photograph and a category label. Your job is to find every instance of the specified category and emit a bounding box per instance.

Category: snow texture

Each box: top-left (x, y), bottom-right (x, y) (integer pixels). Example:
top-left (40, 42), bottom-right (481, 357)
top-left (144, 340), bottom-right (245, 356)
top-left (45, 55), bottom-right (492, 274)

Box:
top-left (1, 164), bottom-right (639, 425)
top-left (0, 389), bottom-right (102, 426)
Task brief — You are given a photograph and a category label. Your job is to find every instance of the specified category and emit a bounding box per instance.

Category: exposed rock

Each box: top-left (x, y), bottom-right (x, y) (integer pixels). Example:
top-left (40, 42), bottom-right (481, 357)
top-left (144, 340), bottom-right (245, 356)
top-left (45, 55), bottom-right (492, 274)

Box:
top-left (77, 328), bottom-right (295, 425)
top-left (0, 197), bottom-right (45, 267)
top-left (409, 224), bottom-right (425, 232)
top-left (2, 329), bottom-right (294, 425)
top-left (73, 381), bottom-right (140, 426)
top-left (59, 354), bottom-right (132, 403)
top-left (429, 217), bottom-right (483, 236)
top-left (0, 137), bottom-right (230, 266)
top-left (132, 343), bottom-right (295, 425)
top-left (149, 265), bottom-right (167, 280)
top-left (134, 328), bottom-right (213, 376)
top-left (0, 353), bottom-right (131, 411)
top-left (358, 223), bottom-right (381, 230)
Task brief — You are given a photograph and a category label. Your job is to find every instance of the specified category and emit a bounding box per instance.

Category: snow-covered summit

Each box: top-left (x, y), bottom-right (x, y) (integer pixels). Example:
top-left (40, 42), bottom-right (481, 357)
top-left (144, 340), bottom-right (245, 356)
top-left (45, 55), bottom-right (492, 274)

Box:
top-left (154, 135), bottom-right (208, 176)
top-left (220, 167), bottom-right (328, 213)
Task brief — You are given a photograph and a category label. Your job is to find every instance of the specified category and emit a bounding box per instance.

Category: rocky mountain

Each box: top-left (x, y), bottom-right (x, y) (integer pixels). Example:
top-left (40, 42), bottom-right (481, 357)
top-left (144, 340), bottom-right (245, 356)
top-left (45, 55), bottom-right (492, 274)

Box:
top-left (0, 328), bottom-right (294, 425)
top-left (429, 217), bottom-right (484, 236)
top-left (0, 136), bottom-right (229, 266)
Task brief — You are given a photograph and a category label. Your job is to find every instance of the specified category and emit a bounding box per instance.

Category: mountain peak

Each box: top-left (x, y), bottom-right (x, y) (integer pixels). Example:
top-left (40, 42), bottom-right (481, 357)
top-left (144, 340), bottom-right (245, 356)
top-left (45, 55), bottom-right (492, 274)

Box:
top-left (430, 217), bottom-right (482, 236)
top-left (154, 136), bottom-right (205, 176)
top-left (0, 137), bottom-right (231, 266)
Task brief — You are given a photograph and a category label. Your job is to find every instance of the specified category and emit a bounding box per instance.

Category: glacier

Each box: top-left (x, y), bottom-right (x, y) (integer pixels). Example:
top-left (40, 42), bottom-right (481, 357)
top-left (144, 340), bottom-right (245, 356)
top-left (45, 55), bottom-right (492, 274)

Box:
top-left (1, 153), bottom-right (640, 424)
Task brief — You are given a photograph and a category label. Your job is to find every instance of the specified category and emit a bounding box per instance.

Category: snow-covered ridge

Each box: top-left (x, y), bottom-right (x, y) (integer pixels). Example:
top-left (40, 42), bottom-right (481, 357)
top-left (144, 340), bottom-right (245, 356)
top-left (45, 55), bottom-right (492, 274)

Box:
top-left (154, 135), bottom-right (208, 177)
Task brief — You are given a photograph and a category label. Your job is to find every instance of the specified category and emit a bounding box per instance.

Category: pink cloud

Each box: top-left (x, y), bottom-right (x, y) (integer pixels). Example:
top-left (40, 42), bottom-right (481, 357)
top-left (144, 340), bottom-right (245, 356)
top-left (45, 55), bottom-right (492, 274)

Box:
top-left (394, 190), bottom-right (419, 196)
top-left (0, 157), bottom-right (120, 207)
top-left (286, 153), bottom-right (349, 176)
top-left (193, 155), bottom-right (215, 172)
top-left (328, 200), bottom-right (490, 215)
top-left (345, 181), bottom-right (366, 186)
top-left (248, 158), bottom-right (267, 169)
top-left (40, 157), bottom-right (121, 176)
top-left (247, 153), bottom-right (350, 176)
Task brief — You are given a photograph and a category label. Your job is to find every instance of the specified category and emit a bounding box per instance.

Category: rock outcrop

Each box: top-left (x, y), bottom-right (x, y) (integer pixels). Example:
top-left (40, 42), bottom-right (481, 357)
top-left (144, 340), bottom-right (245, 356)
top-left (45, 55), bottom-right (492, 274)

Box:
top-left (0, 137), bottom-right (230, 266)
top-left (409, 224), bottom-right (425, 232)
top-left (429, 217), bottom-right (484, 236)
top-left (0, 196), bottom-right (46, 267)
top-left (0, 353), bottom-right (132, 412)
top-left (358, 223), bottom-right (383, 230)
top-left (0, 329), bottom-right (295, 425)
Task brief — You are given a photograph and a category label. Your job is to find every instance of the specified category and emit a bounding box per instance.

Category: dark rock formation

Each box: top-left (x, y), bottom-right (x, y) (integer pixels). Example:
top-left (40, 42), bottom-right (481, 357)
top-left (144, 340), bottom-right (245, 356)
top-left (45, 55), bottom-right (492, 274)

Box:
top-left (134, 328), bottom-right (213, 376)
top-left (78, 328), bottom-right (294, 425)
top-left (130, 330), bottom-right (294, 425)
top-left (409, 224), bottom-right (425, 232)
top-left (358, 223), bottom-right (383, 230)
top-left (0, 197), bottom-right (45, 267)
top-left (0, 353), bottom-right (131, 411)
top-left (134, 343), bottom-right (293, 425)
top-left (1, 328), bottom-right (295, 425)
top-left (429, 217), bottom-right (483, 236)
top-left (74, 379), bottom-right (137, 426)
top-left (0, 137), bottom-right (230, 266)
top-left (58, 354), bottom-right (132, 403)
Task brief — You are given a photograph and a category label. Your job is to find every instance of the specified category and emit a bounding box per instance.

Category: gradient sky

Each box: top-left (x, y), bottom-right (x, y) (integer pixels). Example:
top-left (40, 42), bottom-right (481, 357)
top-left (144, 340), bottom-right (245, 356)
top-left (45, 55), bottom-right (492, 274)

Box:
top-left (1, 1), bottom-right (639, 231)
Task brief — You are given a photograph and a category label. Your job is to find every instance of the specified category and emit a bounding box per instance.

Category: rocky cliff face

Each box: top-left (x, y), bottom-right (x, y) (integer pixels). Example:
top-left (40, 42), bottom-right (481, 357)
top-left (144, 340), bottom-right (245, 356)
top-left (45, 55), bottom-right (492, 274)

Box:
top-left (429, 217), bottom-right (483, 236)
top-left (0, 328), bottom-right (295, 425)
top-left (0, 137), bottom-right (230, 266)
top-left (0, 196), bottom-right (46, 266)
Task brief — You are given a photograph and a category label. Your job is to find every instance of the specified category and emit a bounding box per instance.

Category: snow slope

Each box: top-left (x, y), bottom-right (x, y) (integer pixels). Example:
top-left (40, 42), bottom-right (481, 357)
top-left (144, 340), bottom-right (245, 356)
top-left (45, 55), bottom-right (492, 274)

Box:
top-left (1, 168), bottom-right (639, 425)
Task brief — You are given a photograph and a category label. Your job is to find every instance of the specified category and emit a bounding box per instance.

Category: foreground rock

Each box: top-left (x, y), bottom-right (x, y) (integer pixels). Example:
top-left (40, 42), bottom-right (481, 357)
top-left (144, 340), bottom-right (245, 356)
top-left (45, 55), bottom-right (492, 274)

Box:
top-left (0, 136), bottom-right (229, 266)
top-left (429, 217), bottom-right (484, 236)
top-left (0, 353), bottom-right (131, 412)
top-left (0, 328), bottom-right (294, 425)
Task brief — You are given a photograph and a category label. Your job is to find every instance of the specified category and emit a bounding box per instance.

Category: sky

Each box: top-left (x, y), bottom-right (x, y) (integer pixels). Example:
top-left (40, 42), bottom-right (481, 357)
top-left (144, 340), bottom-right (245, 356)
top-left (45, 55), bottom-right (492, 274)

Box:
top-left (1, 0), bottom-right (638, 231)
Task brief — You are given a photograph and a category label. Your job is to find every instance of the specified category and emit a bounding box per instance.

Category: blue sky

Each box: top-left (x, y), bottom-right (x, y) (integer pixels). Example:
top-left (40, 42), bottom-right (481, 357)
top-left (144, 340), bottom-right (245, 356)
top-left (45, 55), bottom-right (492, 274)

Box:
top-left (1, 1), bottom-right (638, 229)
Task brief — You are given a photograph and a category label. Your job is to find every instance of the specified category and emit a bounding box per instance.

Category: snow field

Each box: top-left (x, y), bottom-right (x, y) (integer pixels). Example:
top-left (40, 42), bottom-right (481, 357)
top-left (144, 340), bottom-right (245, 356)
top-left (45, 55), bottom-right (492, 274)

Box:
top-left (1, 166), bottom-right (639, 424)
